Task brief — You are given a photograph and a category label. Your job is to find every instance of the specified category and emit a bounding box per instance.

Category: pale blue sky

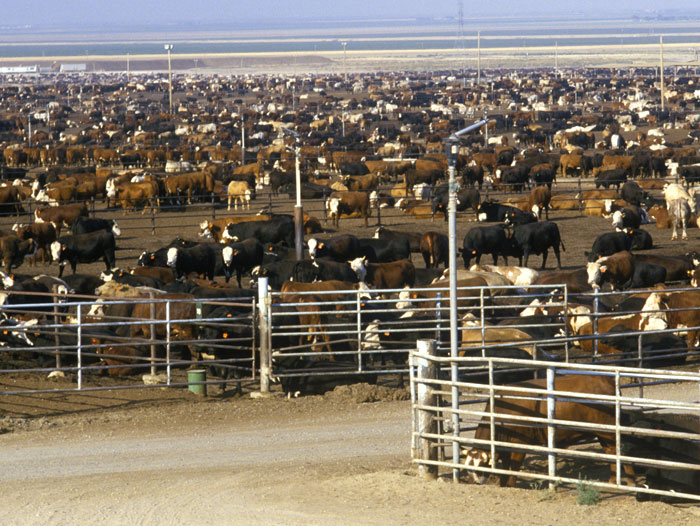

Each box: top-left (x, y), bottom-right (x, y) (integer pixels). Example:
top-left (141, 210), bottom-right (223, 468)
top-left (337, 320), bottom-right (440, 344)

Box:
top-left (5, 1), bottom-right (697, 29)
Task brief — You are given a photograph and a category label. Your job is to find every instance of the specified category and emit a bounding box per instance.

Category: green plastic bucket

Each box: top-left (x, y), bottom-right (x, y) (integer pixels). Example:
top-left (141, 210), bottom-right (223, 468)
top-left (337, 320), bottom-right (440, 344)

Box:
top-left (187, 369), bottom-right (207, 396)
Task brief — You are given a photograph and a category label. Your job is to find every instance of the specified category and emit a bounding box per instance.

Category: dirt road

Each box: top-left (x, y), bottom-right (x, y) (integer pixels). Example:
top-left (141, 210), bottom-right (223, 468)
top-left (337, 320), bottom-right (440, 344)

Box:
top-left (0, 391), bottom-right (697, 526)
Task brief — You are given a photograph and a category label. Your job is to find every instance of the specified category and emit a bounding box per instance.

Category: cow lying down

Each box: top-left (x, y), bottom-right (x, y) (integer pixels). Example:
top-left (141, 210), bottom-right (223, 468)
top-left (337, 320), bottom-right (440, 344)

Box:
top-left (463, 374), bottom-right (637, 487)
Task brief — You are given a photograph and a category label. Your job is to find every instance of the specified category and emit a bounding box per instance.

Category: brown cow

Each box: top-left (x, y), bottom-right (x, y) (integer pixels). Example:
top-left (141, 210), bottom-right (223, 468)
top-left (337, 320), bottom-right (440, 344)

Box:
top-left (326, 191), bottom-right (370, 227)
top-left (129, 293), bottom-right (200, 360)
top-left (343, 174), bottom-right (378, 191)
top-left (96, 345), bottom-right (147, 376)
top-left (0, 186), bottom-right (23, 216)
top-left (0, 235), bottom-right (36, 274)
top-left (559, 153), bottom-right (582, 177)
top-left (114, 181), bottom-right (160, 214)
top-left (586, 251), bottom-right (635, 291)
top-left (349, 257), bottom-right (415, 289)
top-left (419, 232), bottom-right (448, 269)
top-left (13, 222), bottom-right (57, 265)
top-left (527, 186), bottom-right (551, 220)
top-left (35, 203), bottom-right (88, 235)
top-left (464, 374), bottom-right (636, 487)
top-left (130, 266), bottom-right (176, 283)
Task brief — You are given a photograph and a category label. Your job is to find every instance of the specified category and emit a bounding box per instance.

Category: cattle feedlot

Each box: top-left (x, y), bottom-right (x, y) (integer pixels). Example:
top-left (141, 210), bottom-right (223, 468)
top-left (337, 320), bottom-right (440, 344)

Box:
top-left (2, 52), bottom-right (700, 523)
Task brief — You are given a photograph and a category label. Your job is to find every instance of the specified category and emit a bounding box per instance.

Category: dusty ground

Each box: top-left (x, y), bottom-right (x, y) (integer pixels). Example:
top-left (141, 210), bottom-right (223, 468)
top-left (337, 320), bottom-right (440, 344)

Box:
top-left (0, 384), bottom-right (699, 526)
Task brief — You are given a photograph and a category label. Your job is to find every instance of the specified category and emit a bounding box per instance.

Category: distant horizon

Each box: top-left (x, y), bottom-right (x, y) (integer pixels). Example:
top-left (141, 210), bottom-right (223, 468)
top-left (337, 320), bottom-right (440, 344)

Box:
top-left (4, 2), bottom-right (700, 32)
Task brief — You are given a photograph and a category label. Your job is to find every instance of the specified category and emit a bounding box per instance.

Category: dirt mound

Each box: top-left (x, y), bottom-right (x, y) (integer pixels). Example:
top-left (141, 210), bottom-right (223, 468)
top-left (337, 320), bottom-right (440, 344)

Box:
top-left (325, 383), bottom-right (410, 404)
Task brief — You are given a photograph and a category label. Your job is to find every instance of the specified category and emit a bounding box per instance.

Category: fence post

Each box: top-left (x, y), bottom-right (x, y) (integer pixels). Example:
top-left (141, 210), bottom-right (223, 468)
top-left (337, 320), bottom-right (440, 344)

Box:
top-left (415, 339), bottom-right (438, 480)
top-left (52, 285), bottom-right (61, 371)
top-left (614, 370), bottom-right (622, 487)
top-left (355, 292), bottom-right (363, 372)
top-left (592, 287), bottom-right (599, 359)
top-left (578, 178), bottom-right (583, 214)
top-left (376, 199), bottom-right (381, 226)
top-left (149, 292), bottom-right (157, 376)
top-left (90, 196), bottom-right (95, 217)
top-left (546, 366), bottom-right (556, 487)
top-left (77, 303), bottom-right (82, 390)
top-left (211, 193), bottom-right (216, 221)
top-left (166, 299), bottom-right (171, 385)
top-left (27, 198), bottom-right (33, 225)
top-left (150, 201), bottom-right (156, 236)
top-left (258, 277), bottom-right (271, 393)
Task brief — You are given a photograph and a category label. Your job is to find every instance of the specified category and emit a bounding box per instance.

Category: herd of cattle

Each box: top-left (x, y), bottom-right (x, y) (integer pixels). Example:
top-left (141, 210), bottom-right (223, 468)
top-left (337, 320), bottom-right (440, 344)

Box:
top-left (1, 66), bottom-right (700, 394)
top-left (1, 66), bottom-right (700, 493)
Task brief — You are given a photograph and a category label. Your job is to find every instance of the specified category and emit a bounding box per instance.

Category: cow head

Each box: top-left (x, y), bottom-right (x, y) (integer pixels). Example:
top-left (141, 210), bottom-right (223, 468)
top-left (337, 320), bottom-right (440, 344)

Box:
top-left (531, 204), bottom-right (541, 219)
top-left (199, 220), bottom-right (212, 238)
top-left (611, 210), bottom-right (623, 230)
top-left (349, 257), bottom-right (368, 282)
top-left (166, 247), bottom-right (178, 267)
top-left (50, 241), bottom-right (64, 263)
top-left (585, 261), bottom-right (606, 290)
top-left (639, 293), bottom-right (668, 332)
top-left (307, 238), bottom-right (321, 258)
top-left (222, 246), bottom-right (234, 266)
top-left (463, 449), bottom-right (491, 484)
top-left (111, 221), bottom-right (121, 237)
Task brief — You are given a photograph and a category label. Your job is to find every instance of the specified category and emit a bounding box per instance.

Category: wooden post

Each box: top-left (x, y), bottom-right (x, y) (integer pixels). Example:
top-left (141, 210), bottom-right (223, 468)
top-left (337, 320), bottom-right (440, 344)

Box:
top-left (546, 367), bottom-right (556, 487)
top-left (415, 339), bottom-right (438, 480)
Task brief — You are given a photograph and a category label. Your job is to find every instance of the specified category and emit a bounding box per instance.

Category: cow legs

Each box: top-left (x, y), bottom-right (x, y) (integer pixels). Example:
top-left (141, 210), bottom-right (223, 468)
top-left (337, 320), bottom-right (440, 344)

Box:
top-left (600, 439), bottom-right (636, 486)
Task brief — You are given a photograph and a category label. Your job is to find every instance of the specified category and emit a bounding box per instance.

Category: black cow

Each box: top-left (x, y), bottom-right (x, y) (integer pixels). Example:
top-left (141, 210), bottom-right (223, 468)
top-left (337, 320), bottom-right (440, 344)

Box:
top-left (357, 237), bottom-right (410, 262)
top-left (254, 260), bottom-right (298, 289)
top-left (308, 234), bottom-right (366, 261)
top-left (224, 215), bottom-right (295, 247)
top-left (138, 238), bottom-right (198, 268)
top-left (63, 273), bottom-right (103, 295)
top-left (430, 185), bottom-right (480, 222)
top-left (339, 161), bottom-right (369, 175)
top-left (530, 165), bottom-right (555, 189)
top-left (71, 216), bottom-right (121, 237)
top-left (374, 227), bottom-right (423, 253)
top-left (461, 225), bottom-right (513, 268)
top-left (510, 222), bottom-right (565, 269)
top-left (498, 164), bottom-right (529, 192)
top-left (51, 231), bottom-right (116, 277)
top-left (595, 168), bottom-right (627, 189)
top-left (626, 261), bottom-right (666, 289)
top-left (166, 243), bottom-right (218, 280)
top-left (292, 259), bottom-right (357, 283)
top-left (612, 207), bottom-right (642, 231)
top-left (586, 232), bottom-right (632, 261)
top-left (262, 242), bottom-right (295, 262)
top-left (461, 165), bottom-right (484, 188)
top-left (504, 209), bottom-right (537, 226)
top-left (627, 228), bottom-right (653, 250)
top-left (222, 239), bottom-right (264, 286)
top-left (100, 268), bottom-right (164, 289)
top-left (680, 165), bottom-right (700, 185)
top-left (476, 201), bottom-right (522, 223)
top-left (620, 181), bottom-right (649, 207)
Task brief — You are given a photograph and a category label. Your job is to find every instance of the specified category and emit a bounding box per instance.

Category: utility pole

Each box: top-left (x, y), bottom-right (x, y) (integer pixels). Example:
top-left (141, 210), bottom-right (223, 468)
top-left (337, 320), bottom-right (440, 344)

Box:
top-left (477, 31), bottom-right (481, 85)
top-left (127, 52), bottom-right (130, 81)
top-left (444, 118), bottom-right (489, 479)
top-left (241, 109), bottom-right (245, 166)
top-left (660, 36), bottom-right (665, 112)
top-left (164, 44), bottom-right (173, 115)
top-left (341, 41), bottom-right (348, 82)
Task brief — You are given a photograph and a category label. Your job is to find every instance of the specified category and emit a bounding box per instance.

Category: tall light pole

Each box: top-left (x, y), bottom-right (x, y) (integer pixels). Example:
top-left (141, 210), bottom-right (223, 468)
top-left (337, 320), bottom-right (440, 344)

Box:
top-left (283, 127), bottom-right (304, 260)
top-left (164, 44), bottom-right (173, 115)
top-left (444, 119), bottom-right (489, 478)
top-left (341, 41), bottom-right (348, 82)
